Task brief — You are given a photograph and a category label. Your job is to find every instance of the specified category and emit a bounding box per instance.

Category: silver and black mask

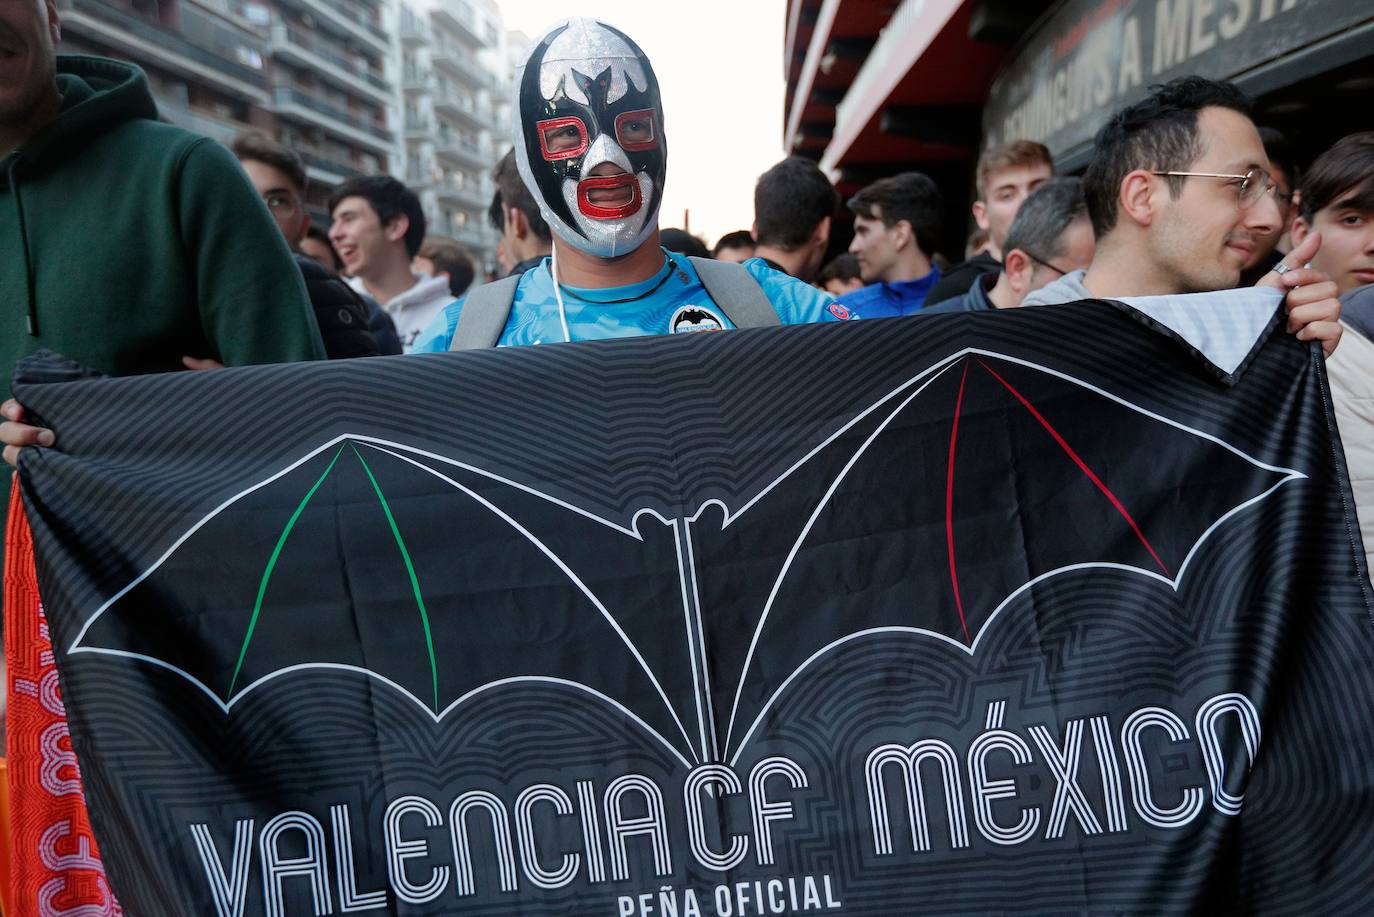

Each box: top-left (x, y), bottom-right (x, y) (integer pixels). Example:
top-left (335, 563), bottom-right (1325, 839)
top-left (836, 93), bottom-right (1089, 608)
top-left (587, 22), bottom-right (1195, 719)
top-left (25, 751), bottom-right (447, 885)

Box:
top-left (514, 19), bottom-right (666, 258)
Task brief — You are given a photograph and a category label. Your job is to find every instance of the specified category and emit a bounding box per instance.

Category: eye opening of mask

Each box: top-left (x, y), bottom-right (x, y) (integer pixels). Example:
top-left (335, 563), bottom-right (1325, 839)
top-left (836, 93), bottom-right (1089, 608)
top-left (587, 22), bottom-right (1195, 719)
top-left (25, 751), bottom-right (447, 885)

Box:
top-left (537, 116), bottom-right (589, 160)
top-left (614, 109), bottom-right (658, 152)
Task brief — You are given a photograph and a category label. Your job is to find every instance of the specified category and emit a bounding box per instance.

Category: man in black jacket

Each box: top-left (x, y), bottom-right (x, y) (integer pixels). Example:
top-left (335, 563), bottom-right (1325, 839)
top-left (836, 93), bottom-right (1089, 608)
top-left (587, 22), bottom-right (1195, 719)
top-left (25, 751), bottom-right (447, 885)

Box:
top-left (293, 256), bottom-right (394, 358)
top-left (232, 131), bottom-right (400, 358)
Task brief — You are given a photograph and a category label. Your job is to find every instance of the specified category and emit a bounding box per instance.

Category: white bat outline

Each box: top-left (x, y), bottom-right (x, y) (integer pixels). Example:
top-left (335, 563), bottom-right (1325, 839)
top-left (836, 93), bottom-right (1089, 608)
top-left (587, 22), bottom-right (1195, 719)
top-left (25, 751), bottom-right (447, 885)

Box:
top-left (66, 348), bottom-right (1305, 768)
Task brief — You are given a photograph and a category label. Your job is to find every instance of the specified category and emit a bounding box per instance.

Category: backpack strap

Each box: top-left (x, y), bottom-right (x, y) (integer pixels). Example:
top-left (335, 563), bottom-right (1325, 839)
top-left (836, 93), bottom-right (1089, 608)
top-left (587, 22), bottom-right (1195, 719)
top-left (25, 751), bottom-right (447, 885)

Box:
top-left (449, 274), bottom-right (522, 351)
top-left (688, 257), bottom-right (781, 329)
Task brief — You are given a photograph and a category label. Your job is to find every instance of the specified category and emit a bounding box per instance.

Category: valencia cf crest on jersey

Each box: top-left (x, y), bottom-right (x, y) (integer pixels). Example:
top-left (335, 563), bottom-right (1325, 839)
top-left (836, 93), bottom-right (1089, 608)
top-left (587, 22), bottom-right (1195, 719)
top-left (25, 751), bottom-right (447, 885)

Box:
top-left (670, 305), bottom-right (725, 333)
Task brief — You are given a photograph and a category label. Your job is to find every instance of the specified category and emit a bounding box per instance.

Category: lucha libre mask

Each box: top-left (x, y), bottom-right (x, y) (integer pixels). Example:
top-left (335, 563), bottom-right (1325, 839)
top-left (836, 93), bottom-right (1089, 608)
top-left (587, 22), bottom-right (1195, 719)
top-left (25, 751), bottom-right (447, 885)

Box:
top-left (514, 19), bottom-right (666, 259)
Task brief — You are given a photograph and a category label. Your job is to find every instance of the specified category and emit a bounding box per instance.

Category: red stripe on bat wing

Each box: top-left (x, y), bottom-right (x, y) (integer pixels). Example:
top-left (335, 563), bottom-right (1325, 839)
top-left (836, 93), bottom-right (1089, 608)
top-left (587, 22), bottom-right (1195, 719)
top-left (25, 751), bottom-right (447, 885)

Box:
top-left (977, 360), bottom-right (1171, 577)
top-left (946, 363), bottom-right (972, 643)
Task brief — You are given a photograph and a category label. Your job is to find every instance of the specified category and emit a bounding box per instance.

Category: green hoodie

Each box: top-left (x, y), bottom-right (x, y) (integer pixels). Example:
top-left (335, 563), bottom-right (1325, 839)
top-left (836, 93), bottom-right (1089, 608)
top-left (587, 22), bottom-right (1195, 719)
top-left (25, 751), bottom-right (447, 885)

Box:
top-left (1, 55), bottom-right (325, 407)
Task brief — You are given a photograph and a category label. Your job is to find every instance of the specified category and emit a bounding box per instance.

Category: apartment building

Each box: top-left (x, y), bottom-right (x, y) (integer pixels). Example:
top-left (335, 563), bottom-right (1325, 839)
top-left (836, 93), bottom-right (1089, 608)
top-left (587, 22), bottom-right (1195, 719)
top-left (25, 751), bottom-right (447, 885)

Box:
top-left (395, 0), bottom-right (505, 269)
top-left (55, 0), bottom-right (276, 144)
top-left (55, 0), bottom-right (517, 272)
top-left (267, 0), bottom-right (393, 215)
top-left (57, 0), bottom-right (392, 219)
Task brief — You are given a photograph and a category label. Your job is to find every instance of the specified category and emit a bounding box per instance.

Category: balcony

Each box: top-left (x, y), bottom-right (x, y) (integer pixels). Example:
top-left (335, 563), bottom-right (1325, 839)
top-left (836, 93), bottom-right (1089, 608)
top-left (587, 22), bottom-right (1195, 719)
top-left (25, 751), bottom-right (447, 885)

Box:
top-left (298, 150), bottom-right (366, 183)
top-left (402, 69), bottom-right (428, 94)
top-left (276, 0), bottom-right (389, 56)
top-left (192, 0), bottom-right (270, 28)
top-left (58, 0), bottom-right (268, 98)
top-left (433, 96), bottom-right (489, 132)
top-left (270, 24), bottom-right (390, 105)
top-left (432, 5), bottom-right (484, 48)
top-left (157, 100), bottom-right (250, 145)
top-left (272, 87), bottom-right (392, 154)
top-left (399, 15), bottom-right (429, 46)
top-left (431, 47), bottom-right (488, 88)
top-left (451, 224), bottom-right (491, 251)
top-left (435, 138), bottom-right (488, 172)
top-left (436, 181), bottom-right (489, 211)
top-left (405, 116), bottom-right (433, 139)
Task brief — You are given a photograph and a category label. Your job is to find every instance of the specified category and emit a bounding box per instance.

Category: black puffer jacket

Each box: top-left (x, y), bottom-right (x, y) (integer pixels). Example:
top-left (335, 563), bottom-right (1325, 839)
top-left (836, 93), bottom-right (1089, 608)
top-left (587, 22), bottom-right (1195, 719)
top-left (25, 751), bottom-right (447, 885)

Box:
top-left (365, 296), bottom-right (403, 356)
top-left (295, 254), bottom-right (382, 359)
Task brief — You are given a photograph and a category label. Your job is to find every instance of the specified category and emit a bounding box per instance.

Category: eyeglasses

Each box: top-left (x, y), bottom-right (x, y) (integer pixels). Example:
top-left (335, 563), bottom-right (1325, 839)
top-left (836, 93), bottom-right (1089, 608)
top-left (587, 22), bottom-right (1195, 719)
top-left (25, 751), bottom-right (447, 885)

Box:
top-left (265, 193), bottom-right (301, 214)
top-left (1021, 249), bottom-right (1072, 278)
top-left (1150, 168), bottom-right (1276, 208)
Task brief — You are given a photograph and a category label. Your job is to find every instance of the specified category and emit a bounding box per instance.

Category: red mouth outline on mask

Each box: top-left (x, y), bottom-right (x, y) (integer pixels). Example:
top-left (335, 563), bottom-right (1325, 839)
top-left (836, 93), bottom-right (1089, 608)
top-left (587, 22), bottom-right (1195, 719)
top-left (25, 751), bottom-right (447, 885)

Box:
top-left (577, 174), bottom-right (643, 220)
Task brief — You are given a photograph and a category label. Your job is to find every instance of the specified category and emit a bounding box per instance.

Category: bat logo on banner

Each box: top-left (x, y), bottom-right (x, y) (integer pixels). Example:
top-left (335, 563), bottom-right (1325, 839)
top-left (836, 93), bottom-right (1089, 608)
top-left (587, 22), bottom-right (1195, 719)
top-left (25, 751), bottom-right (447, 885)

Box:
top-left (68, 349), bottom-right (1303, 769)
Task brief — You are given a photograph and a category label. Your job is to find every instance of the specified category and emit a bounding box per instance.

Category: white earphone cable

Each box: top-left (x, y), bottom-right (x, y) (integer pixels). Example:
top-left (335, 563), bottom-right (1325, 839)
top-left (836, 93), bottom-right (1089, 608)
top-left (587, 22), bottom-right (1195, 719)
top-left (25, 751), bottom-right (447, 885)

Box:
top-left (550, 244), bottom-right (572, 343)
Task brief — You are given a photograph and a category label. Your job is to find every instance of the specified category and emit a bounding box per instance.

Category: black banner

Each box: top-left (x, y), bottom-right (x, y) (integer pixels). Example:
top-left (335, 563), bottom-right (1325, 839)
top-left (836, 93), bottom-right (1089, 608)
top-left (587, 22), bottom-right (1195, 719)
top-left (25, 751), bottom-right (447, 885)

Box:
top-left (15, 299), bottom-right (1374, 915)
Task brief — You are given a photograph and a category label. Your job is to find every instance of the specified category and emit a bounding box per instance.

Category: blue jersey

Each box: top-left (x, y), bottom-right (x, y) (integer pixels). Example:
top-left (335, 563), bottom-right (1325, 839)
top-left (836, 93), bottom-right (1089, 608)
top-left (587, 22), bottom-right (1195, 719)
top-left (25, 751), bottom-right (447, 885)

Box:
top-left (413, 250), bottom-right (855, 352)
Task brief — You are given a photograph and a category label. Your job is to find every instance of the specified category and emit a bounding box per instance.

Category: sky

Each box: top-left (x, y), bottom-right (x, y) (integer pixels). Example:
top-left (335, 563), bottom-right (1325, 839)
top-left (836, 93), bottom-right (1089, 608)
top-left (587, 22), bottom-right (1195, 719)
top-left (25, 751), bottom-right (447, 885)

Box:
top-left (497, 0), bottom-right (789, 248)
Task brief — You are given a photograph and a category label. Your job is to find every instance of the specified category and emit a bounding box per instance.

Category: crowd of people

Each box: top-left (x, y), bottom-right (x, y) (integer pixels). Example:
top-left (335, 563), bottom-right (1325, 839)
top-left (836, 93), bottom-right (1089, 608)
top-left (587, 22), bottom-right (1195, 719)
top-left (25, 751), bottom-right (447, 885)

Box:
top-left (1, 6), bottom-right (1370, 527)
top-left (663, 99), bottom-right (1369, 332)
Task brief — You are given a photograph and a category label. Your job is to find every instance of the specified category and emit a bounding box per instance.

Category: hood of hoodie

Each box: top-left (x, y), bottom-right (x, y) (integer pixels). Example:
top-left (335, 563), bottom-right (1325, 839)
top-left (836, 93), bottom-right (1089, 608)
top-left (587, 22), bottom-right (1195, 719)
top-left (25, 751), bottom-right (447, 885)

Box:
top-left (387, 272), bottom-right (454, 311)
top-left (350, 272), bottom-right (454, 313)
top-left (3, 55), bottom-right (156, 336)
top-left (4, 55), bottom-right (157, 182)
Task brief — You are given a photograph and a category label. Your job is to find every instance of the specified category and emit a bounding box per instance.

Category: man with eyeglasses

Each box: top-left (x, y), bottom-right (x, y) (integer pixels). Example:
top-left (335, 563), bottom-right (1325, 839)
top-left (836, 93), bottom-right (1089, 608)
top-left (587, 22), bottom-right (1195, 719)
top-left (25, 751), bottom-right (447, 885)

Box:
top-left (232, 131), bottom-right (397, 359)
top-left (1022, 77), bottom-right (1341, 357)
top-left (925, 177), bottom-right (1094, 313)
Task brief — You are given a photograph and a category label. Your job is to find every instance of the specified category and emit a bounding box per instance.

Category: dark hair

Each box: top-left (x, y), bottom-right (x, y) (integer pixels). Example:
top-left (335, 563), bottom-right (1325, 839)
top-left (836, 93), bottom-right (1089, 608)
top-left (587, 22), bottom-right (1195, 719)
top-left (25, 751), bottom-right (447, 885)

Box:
top-left (1298, 132), bottom-right (1374, 222)
top-left (713, 229), bottom-right (755, 256)
top-left (660, 228), bottom-right (710, 259)
top-left (418, 235), bottom-right (476, 297)
top-left (976, 139), bottom-right (1053, 198)
top-left (1083, 76), bottom-right (1252, 238)
top-left (327, 175), bottom-right (427, 257)
top-left (493, 148), bottom-right (551, 242)
top-left (487, 188), bottom-right (505, 233)
top-left (754, 157), bottom-right (839, 250)
top-left (817, 252), bottom-right (862, 285)
top-left (846, 171), bottom-right (943, 256)
top-left (1257, 126), bottom-right (1300, 193)
top-left (302, 225), bottom-right (339, 269)
top-left (1004, 177), bottom-right (1088, 262)
top-left (232, 131), bottom-right (307, 195)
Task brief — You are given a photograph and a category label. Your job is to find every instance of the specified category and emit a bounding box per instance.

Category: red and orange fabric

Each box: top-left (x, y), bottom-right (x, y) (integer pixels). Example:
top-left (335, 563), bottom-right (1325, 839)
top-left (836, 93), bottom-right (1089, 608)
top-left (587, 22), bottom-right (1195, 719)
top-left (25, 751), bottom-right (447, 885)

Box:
top-left (4, 478), bottom-right (121, 915)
